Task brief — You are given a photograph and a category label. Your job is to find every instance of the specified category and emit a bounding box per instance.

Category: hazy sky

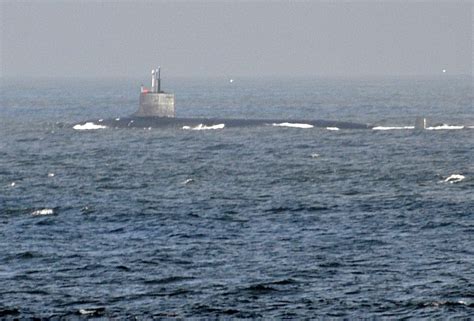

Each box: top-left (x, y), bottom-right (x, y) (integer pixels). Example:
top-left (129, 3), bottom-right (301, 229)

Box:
top-left (0, 1), bottom-right (472, 78)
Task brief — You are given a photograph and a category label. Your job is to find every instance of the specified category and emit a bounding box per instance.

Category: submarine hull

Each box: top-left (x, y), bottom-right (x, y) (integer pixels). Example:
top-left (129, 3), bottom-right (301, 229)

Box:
top-left (87, 116), bottom-right (372, 129)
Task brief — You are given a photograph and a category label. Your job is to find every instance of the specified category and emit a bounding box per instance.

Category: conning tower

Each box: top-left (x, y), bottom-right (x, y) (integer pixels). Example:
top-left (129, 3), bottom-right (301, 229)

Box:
top-left (135, 67), bottom-right (175, 117)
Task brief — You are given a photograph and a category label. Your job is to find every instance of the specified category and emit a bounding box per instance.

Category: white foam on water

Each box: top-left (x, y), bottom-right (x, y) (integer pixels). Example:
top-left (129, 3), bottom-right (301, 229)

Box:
top-left (32, 208), bottom-right (54, 216)
top-left (311, 153), bottom-right (320, 158)
top-left (48, 173), bottom-right (55, 177)
top-left (444, 174), bottom-right (465, 183)
top-left (79, 309), bottom-right (98, 315)
top-left (183, 124), bottom-right (225, 130)
top-left (273, 122), bottom-right (314, 129)
top-left (73, 122), bottom-right (107, 130)
top-left (326, 127), bottom-right (339, 131)
top-left (372, 126), bottom-right (414, 131)
top-left (426, 124), bottom-right (464, 130)
top-left (115, 118), bottom-right (120, 121)
top-left (98, 119), bottom-right (104, 122)
top-left (467, 126), bottom-right (474, 129)
top-left (183, 178), bottom-right (194, 185)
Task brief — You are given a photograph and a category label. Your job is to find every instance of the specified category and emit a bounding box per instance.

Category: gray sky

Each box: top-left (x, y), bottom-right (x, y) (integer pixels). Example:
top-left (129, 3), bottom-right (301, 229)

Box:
top-left (0, 1), bottom-right (471, 78)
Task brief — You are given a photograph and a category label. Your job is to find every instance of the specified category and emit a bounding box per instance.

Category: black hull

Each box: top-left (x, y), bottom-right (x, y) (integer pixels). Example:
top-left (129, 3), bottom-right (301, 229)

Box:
top-left (84, 116), bottom-right (372, 130)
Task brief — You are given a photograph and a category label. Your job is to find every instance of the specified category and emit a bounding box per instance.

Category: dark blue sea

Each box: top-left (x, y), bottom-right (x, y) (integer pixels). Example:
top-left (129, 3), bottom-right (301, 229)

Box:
top-left (1, 76), bottom-right (473, 319)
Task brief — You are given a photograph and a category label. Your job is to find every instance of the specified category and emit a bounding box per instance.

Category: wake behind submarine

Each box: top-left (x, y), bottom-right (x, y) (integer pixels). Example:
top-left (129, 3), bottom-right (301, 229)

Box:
top-left (76, 67), bottom-right (432, 131)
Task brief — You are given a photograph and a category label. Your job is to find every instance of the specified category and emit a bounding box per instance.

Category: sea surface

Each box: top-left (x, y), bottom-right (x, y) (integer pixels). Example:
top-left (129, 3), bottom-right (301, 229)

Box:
top-left (0, 76), bottom-right (473, 319)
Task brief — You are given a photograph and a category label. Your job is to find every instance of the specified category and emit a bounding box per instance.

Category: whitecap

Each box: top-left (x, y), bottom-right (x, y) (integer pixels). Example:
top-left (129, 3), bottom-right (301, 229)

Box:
top-left (98, 119), bottom-right (104, 122)
top-left (311, 153), bottom-right (320, 158)
top-left (326, 127), bottom-right (339, 131)
top-left (444, 174), bottom-right (465, 183)
top-left (73, 122), bottom-right (107, 130)
top-left (32, 208), bottom-right (54, 216)
top-left (372, 126), bottom-right (414, 131)
top-left (78, 308), bottom-right (104, 316)
top-left (183, 178), bottom-right (194, 185)
top-left (79, 309), bottom-right (94, 315)
top-left (426, 124), bottom-right (464, 130)
top-left (273, 122), bottom-right (314, 129)
top-left (183, 124), bottom-right (225, 130)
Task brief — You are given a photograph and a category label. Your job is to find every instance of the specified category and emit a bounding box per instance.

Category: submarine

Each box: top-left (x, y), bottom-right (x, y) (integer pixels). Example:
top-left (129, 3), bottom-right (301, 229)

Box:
top-left (75, 67), bottom-right (441, 131)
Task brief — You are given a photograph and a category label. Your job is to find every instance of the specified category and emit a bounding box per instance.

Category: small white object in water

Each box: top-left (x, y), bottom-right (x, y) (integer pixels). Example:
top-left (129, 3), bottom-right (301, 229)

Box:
top-left (229, 79), bottom-right (234, 83)
top-left (115, 118), bottom-right (120, 121)
top-left (10, 182), bottom-right (16, 187)
top-left (444, 174), bottom-right (465, 183)
top-left (73, 122), bottom-right (107, 130)
top-left (183, 178), bottom-right (194, 185)
top-left (326, 127), bottom-right (339, 131)
top-left (48, 173), bottom-right (55, 177)
top-left (272, 122), bottom-right (314, 129)
top-left (32, 208), bottom-right (54, 216)
top-left (311, 153), bottom-right (320, 158)
top-left (98, 119), bottom-right (103, 122)
top-left (442, 69), bottom-right (446, 73)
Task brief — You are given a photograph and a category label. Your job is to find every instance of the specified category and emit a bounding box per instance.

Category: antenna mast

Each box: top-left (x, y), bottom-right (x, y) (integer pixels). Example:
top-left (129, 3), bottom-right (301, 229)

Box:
top-left (157, 67), bottom-right (161, 93)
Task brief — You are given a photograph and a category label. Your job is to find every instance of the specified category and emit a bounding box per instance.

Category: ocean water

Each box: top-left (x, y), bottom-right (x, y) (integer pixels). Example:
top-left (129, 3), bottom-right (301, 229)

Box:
top-left (0, 76), bottom-right (473, 318)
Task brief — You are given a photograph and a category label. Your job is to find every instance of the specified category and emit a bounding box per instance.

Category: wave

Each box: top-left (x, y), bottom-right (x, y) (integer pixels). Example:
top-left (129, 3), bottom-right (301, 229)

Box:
top-left (78, 308), bottom-right (105, 316)
top-left (326, 127), bottom-right (339, 131)
top-left (272, 122), bottom-right (314, 129)
top-left (444, 174), bottom-right (465, 183)
top-left (183, 178), bottom-right (194, 185)
top-left (73, 122), bottom-right (107, 130)
top-left (426, 124), bottom-right (464, 130)
top-left (32, 208), bottom-right (54, 216)
top-left (183, 124), bottom-right (225, 130)
top-left (419, 300), bottom-right (473, 308)
top-left (372, 126), bottom-right (414, 131)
